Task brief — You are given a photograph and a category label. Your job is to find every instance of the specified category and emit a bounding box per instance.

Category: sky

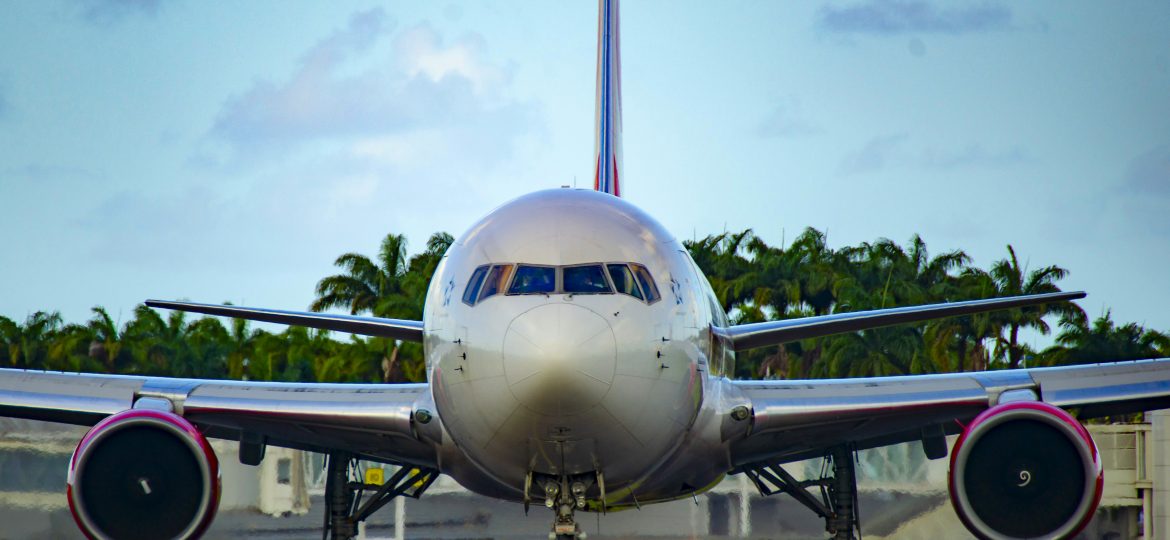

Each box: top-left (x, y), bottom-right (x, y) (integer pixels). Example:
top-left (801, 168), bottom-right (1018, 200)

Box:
top-left (1, 1), bottom-right (1168, 351)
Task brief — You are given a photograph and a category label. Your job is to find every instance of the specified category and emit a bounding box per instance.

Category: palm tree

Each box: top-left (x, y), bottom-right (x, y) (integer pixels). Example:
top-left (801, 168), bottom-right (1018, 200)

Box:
top-left (315, 335), bottom-right (381, 383)
top-left (895, 235), bottom-right (970, 305)
top-left (311, 233), bottom-right (413, 383)
top-left (245, 327), bottom-right (329, 382)
top-left (311, 232), bottom-right (451, 382)
top-left (0, 316), bottom-right (19, 367)
top-left (787, 228), bottom-right (841, 316)
top-left (284, 326), bottom-right (334, 382)
top-left (818, 325), bottom-right (923, 377)
top-left (86, 306), bottom-right (124, 372)
top-left (312, 233), bottom-right (414, 318)
top-left (685, 230), bottom-right (760, 314)
top-left (0, 311), bottom-right (63, 369)
top-left (185, 317), bottom-right (230, 379)
top-left (988, 245), bottom-right (1084, 369)
top-left (923, 269), bottom-right (999, 372)
top-left (122, 304), bottom-right (191, 376)
top-left (225, 314), bottom-right (256, 380)
top-left (401, 232), bottom-right (455, 320)
top-left (1039, 312), bottom-right (1170, 366)
top-left (777, 228), bottom-right (847, 379)
top-left (46, 322), bottom-right (103, 373)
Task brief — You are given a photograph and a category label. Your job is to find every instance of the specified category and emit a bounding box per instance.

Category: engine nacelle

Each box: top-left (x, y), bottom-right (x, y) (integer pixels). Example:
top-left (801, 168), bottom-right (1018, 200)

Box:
top-left (68, 409), bottom-right (221, 540)
top-left (949, 401), bottom-right (1102, 540)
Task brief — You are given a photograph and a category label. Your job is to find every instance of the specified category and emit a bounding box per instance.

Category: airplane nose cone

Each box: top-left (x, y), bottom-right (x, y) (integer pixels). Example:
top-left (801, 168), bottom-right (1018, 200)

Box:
top-left (503, 303), bottom-right (616, 416)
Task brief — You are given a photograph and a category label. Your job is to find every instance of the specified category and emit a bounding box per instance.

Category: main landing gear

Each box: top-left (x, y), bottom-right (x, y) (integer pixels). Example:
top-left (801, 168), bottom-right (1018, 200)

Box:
top-left (322, 452), bottom-right (438, 540)
top-left (739, 445), bottom-right (860, 540)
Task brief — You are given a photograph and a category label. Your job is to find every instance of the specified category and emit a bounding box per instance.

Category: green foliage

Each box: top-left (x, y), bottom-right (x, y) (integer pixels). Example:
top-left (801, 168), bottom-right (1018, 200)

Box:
top-left (1036, 312), bottom-right (1170, 366)
top-left (684, 228), bottom-right (1155, 379)
top-left (0, 228), bottom-right (1162, 382)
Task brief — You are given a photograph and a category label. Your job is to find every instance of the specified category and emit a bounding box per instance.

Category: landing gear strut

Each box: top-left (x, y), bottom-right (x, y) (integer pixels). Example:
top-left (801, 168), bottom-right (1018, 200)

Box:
top-left (740, 444), bottom-right (860, 540)
top-left (322, 452), bottom-right (439, 540)
top-left (826, 446), bottom-right (859, 540)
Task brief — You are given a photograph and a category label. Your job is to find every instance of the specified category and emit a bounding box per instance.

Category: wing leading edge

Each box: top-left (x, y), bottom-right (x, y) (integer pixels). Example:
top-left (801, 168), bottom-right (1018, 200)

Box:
top-left (715, 291), bottom-right (1085, 351)
top-left (145, 300), bottom-right (424, 342)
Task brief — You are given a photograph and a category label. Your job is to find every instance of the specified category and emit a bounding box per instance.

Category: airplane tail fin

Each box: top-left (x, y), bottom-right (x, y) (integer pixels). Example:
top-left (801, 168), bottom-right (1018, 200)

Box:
top-left (594, 0), bottom-right (623, 197)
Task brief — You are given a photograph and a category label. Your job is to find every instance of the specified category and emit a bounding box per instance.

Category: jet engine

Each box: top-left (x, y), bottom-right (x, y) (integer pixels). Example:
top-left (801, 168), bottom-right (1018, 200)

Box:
top-left (67, 409), bottom-right (220, 540)
top-left (948, 401), bottom-right (1102, 540)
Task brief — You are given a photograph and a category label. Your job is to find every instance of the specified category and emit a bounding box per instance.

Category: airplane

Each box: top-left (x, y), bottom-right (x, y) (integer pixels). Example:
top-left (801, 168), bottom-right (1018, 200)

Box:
top-left (3, 2), bottom-right (1170, 540)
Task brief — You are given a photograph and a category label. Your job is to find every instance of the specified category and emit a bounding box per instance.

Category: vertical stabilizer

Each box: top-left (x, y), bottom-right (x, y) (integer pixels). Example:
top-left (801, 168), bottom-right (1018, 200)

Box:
top-left (594, 0), bottom-right (623, 197)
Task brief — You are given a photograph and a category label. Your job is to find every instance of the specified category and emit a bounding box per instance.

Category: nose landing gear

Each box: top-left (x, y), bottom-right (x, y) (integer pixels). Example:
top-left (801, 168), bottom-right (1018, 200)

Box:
top-left (538, 474), bottom-right (595, 540)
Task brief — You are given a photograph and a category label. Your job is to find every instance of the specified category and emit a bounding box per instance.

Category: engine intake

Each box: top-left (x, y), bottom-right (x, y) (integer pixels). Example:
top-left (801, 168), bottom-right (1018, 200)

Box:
top-left (68, 409), bottom-right (220, 540)
top-left (949, 401), bottom-right (1102, 540)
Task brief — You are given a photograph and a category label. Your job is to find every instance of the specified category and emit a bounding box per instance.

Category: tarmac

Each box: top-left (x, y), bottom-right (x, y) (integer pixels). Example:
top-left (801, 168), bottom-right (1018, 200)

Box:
top-left (1, 488), bottom-right (949, 540)
top-left (0, 416), bottom-right (1138, 539)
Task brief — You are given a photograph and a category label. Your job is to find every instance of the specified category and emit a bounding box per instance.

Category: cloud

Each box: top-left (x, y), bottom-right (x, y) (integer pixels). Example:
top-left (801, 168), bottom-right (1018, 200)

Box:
top-left (839, 135), bottom-right (1027, 175)
top-left (921, 143), bottom-right (1027, 170)
top-left (907, 37), bottom-right (926, 57)
top-left (756, 98), bottom-right (821, 139)
top-left (839, 133), bottom-right (908, 175)
top-left (1111, 145), bottom-right (1170, 237)
top-left (208, 8), bottom-right (532, 171)
top-left (86, 10), bottom-right (541, 274)
top-left (2, 163), bottom-right (103, 183)
top-left (818, 1), bottom-right (1014, 35)
top-left (210, 9), bottom-right (397, 146)
top-left (74, 0), bottom-right (163, 24)
top-left (103, 7), bottom-right (542, 277)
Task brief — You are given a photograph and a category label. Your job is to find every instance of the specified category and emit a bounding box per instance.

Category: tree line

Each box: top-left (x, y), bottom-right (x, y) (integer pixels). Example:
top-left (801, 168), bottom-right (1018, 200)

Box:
top-left (2, 228), bottom-right (1167, 383)
top-left (687, 228), bottom-right (1169, 379)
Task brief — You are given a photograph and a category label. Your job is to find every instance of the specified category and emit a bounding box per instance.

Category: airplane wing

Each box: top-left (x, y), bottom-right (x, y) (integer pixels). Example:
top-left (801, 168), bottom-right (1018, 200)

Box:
top-left (729, 359), bottom-right (1170, 467)
top-left (719, 290), bottom-right (1170, 467)
top-left (143, 300), bottom-right (425, 342)
top-left (0, 368), bottom-right (438, 467)
top-left (713, 291), bottom-right (1085, 351)
top-left (0, 301), bottom-right (440, 539)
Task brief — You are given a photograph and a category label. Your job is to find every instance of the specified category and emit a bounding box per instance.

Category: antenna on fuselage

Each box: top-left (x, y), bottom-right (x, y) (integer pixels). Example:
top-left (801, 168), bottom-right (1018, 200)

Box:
top-left (593, 0), bottom-right (623, 197)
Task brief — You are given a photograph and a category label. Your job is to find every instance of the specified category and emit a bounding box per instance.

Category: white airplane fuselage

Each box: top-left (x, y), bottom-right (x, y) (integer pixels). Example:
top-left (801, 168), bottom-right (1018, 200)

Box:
top-left (422, 188), bottom-right (749, 507)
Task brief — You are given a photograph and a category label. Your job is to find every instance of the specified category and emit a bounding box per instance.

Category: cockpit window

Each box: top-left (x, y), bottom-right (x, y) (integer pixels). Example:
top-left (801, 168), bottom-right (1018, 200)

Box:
top-left (563, 264), bottom-right (612, 294)
top-left (606, 264), bottom-right (644, 300)
top-left (478, 264), bottom-right (514, 302)
top-left (630, 264), bottom-right (661, 303)
top-left (508, 265), bottom-right (556, 295)
top-left (461, 261), bottom-right (659, 305)
top-left (462, 265), bottom-right (489, 305)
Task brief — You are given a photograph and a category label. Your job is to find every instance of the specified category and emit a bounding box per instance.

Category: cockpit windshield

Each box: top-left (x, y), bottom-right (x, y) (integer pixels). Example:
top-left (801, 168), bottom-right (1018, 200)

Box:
top-left (462, 261), bottom-right (659, 305)
top-left (508, 265), bottom-right (556, 295)
top-left (563, 264), bottom-right (613, 294)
